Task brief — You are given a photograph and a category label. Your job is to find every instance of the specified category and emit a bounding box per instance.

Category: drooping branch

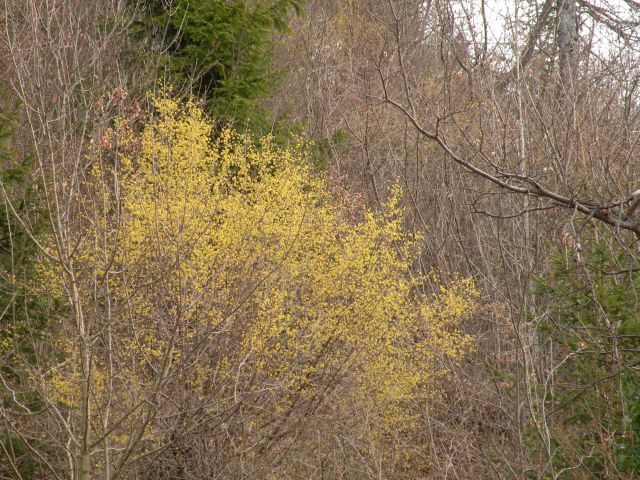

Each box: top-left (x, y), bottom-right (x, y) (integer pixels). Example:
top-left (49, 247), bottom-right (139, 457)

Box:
top-left (378, 0), bottom-right (640, 237)
top-left (377, 68), bottom-right (640, 237)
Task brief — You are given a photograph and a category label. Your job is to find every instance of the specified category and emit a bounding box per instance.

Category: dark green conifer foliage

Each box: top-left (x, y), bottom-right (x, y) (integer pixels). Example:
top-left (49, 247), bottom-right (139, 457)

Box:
top-left (0, 100), bottom-right (37, 338)
top-left (136, 0), bottom-right (302, 132)
top-left (0, 97), bottom-right (51, 479)
top-left (538, 230), bottom-right (640, 474)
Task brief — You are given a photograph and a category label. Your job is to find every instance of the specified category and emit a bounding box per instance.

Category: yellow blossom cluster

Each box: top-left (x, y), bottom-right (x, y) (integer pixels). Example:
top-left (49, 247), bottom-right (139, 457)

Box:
top-left (40, 96), bottom-right (478, 448)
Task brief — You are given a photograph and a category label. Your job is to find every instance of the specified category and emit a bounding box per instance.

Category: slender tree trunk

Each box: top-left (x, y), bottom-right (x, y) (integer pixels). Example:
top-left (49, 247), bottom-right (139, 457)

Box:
top-left (71, 273), bottom-right (91, 480)
top-left (557, 0), bottom-right (578, 96)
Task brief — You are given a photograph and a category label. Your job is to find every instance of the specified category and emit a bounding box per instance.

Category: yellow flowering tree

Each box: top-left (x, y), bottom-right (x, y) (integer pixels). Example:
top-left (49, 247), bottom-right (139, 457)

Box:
top-left (13, 97), bottom-right (478, 478)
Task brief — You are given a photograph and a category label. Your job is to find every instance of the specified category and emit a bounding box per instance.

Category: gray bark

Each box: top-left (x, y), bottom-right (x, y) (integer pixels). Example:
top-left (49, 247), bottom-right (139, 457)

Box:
top-left (557, 0), bottom-right (578, 96)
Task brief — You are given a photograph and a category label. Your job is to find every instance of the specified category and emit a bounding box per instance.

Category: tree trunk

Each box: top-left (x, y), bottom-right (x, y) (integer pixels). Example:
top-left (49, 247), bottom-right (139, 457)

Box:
top-left (557, 0), bottom-right (578, 96)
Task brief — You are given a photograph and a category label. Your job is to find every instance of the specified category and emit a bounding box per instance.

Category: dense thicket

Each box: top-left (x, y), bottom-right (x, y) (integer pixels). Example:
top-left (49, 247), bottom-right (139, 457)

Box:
top-left (2, 0), bottom-right (640, 478)
top-left (267, 0), bottom-right (640, 477)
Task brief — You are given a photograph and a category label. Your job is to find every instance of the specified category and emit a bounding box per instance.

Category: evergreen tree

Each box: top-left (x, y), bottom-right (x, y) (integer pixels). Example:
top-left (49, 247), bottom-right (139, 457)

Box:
top-left (136, 0), bottom-right (302, 132)
top-left (538, 230), bottom-right (640, 474)
top-left (0, 96), bottom-right (52, 479)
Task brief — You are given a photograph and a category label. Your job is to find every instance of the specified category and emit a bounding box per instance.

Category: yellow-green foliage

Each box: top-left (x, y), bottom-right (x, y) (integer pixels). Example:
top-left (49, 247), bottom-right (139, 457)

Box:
top-left (41, 97), bottom-right (477, 462)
